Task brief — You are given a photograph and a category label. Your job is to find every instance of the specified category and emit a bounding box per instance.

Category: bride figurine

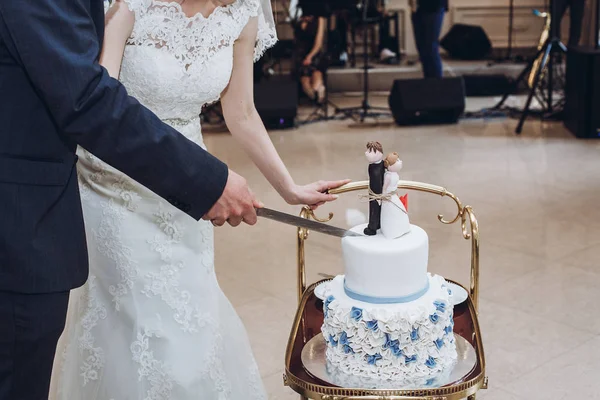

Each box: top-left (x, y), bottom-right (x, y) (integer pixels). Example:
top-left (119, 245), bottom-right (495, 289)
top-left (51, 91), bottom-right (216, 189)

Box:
top-left (380, 152), bottom-right (411, 239)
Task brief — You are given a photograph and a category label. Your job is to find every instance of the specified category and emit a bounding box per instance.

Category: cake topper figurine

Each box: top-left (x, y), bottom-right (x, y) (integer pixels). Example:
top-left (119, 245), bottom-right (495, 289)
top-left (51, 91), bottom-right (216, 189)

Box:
top-left (364, 142), bottom-right (385, 235)
top-left (380, 152), bottom-right (411, 239)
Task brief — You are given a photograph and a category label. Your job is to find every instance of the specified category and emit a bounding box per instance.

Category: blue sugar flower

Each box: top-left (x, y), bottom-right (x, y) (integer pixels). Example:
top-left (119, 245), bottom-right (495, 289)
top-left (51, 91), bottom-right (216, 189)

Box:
top-left (366, 353), bottom-right (382, 365)
top-left (433, 300), bottom-right (447, 313)
top-left (350, 307), bottom-right (363, 322)
top-left (444, 325), bottom-right (453, 335)
top-left (429, 313), bottom-right (439, 324)
top-left (343, 344), bottom-right (355, 354)
top-left (383, 333), bottom-right (399, 350)
top-left (325, 295), bottom-right (335, 307)
top-left (426, 378), bottom-right (436, 387)
top-left (384, 333), bottom-right (391, 345)
top-left (328, 334), bottom-right (338, 347)
top-left (434, 338), bottom-right (444, 349)
top-left (404, 355), bottom-right (417, 364)
top-left (324, 295), bottom-right (335, 317)
top-left (366, 320), bottom-right (379, 331)
top-left (391, 345), bottom-right (403, 357)
top-left (410, 327), bottom-right (419, 341)
top-left (448, 287), bottom-right (453, 295)
top-left (425, 356), bottom-right (437, 368)
top-left (339, 331), bottom-right (349, 346)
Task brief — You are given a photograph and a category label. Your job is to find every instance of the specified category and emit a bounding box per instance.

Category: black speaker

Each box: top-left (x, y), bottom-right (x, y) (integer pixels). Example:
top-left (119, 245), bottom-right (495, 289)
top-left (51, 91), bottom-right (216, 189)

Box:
top-left (254, 78), bottom-right (298, 129)
top-left (388, 77), bottom-right (465, 125)
top-left (564, 46), bottom-right (600, 138)
top-left (440, 24), bottom-right (492, 60)
top-left (462, 74), bottom-right (516, 97)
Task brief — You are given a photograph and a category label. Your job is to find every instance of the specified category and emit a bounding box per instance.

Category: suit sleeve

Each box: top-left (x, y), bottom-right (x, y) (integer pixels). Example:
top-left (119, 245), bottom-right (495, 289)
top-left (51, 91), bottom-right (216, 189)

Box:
top-left (0, 0), bottom-right (228, 220)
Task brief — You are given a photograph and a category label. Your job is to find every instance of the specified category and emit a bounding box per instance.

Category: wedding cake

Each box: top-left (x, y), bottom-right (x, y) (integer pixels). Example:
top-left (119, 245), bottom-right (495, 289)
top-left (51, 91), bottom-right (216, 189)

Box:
top-left (318, 142), bottom-right (457, 386)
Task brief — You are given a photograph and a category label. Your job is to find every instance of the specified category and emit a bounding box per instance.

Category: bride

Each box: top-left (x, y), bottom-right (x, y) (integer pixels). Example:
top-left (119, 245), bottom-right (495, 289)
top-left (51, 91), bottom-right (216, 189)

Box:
top-left (49, 0), bottom-right (347, 398)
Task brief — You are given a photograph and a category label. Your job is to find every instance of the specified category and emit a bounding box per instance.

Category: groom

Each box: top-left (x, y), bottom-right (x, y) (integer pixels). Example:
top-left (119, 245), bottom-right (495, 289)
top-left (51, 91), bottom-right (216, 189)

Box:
top-left (364, 141), bottom-right (385, 236)
top-left (0, 0), bottom-right (259, 399)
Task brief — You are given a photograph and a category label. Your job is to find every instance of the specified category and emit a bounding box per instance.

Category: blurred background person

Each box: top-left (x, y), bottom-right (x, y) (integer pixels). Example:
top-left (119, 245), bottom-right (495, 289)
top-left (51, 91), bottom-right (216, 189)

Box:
top-left (411, 0), bottom-right (448, 78)
top-left (328, 0), bottom-right (400, 66)
top-left (555, 0), bottom-right (585, 47)
top-left (372, 0), bottom-right (400, 64)
top-left (294, 0), bottom-right (329, 103)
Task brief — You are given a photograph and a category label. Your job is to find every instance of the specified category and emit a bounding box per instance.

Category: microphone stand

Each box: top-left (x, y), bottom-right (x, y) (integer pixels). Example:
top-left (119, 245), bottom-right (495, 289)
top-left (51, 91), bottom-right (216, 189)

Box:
top-left (334, 0), bottom-right (391, 122)
top-left (494, 0), bottom-right (567, 134)
top-left (493, 0), bottom-right (517, 62)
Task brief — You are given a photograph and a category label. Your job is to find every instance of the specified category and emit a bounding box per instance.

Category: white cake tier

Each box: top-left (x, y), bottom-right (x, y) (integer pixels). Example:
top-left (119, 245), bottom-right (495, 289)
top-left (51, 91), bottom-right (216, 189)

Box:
top-left (325, 358), bottom-right (453, 389)
top-left (321, 274), bottom-right (457, 382)
top-left (342, 224), bottom-right (429, 302)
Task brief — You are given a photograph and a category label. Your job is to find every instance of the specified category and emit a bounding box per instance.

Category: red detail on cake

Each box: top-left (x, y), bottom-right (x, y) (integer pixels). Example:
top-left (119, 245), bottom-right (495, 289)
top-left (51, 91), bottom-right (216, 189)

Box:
top-left (399, 194), bottom-right (408, 211)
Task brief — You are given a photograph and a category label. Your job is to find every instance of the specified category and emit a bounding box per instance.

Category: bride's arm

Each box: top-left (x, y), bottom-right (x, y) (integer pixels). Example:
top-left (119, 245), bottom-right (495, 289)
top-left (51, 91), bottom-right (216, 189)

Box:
top-left (220, 17), bottom-right (349, 208)
top-left (99, 0), bottom-right (135, 78)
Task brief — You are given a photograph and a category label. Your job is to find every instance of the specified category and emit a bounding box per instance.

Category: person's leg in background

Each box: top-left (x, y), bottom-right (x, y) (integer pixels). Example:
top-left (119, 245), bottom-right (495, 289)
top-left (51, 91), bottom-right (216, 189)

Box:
top-left (312, 70), bottom-right (326, 103)
top-left (567, 0), bottom-right (586, 47)
top-left (379, 15), bottom-right (399, 63)
top-left (412, 8), bottom-right (445, 78)
top-left (338, 14), bottom-right (349, 55)
top-left (336, 12), bottom-right (350, 66)
top-left (300, 72), bottom-right (316, 100)
top-left (411, 9), bottom-right (426, 69)
top-left (554, 0), bottom-right (570, 42)
top-left (0, 291), bottom-right (70, 400)
top-left (429, 8), bottom-right (445, 77)
top-left (328, 11), bottom-right (349, 66)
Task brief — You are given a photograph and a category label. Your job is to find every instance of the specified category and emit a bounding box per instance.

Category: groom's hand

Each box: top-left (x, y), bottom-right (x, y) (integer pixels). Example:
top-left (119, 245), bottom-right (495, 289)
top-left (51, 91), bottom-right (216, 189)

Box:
top-left (203, 169), bottom-right (261, 227)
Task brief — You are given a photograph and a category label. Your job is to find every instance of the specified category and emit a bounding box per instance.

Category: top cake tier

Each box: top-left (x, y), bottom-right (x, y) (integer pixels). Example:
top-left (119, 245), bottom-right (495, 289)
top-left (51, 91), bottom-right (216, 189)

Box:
top-left (342, 224), bottom-right (429, 303)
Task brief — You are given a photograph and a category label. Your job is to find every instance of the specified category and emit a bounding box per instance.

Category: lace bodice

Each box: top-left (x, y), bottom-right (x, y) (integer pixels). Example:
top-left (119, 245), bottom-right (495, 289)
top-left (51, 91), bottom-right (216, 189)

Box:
top-left (119, 0), bottom-right (276, 123)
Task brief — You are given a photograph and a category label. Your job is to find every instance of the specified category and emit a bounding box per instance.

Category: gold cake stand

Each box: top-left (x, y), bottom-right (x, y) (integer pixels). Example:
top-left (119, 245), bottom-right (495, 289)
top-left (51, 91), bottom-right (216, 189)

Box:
top-left (283, 180), bottom-right (488, 399)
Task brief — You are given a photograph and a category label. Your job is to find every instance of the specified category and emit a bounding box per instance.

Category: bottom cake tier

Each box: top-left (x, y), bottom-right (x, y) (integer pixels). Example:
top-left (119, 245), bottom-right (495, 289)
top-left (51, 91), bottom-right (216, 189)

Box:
top-left (320, 274), bottom-right (457, 382)
top-left (325, 358), bottom-right (454, 389)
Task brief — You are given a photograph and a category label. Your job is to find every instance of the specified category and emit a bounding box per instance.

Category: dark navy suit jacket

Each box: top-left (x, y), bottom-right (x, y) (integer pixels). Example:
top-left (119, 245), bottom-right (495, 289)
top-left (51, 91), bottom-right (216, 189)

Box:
top-left (0, 0), bottom-right (228, 294)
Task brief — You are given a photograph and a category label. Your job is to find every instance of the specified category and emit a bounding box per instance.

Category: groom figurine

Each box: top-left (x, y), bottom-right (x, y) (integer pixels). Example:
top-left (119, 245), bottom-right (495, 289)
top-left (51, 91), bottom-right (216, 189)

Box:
top-left (364, 141), bottom-right (385, 235)
top-left (0, 1), bottom-right (259, 399)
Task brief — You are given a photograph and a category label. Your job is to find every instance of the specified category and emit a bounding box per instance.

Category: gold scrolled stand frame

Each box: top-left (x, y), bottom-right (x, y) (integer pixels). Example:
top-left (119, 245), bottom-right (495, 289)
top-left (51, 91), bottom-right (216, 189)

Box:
top-left (283, 181), bottom-right (487, 400)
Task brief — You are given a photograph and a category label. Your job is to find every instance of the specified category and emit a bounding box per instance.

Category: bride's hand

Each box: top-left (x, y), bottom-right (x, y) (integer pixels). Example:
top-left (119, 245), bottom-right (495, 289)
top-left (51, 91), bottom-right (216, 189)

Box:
top-left (284, 179), bottom-right (351, 210)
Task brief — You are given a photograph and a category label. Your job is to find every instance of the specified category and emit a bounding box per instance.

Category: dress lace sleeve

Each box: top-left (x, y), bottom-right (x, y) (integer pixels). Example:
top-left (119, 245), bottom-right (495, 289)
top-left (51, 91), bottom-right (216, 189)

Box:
top-left (237, 0), bottom-right (278, 62)
top-left (252, 2), bottom-right (278, 62)
top-left (121, 0), bottom-right (151, 17)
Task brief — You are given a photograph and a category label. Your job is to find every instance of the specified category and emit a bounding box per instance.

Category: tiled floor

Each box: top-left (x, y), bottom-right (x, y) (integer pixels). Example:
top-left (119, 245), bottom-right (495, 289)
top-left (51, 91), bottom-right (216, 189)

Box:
top-left (204, 95), bottom-right (600, 399)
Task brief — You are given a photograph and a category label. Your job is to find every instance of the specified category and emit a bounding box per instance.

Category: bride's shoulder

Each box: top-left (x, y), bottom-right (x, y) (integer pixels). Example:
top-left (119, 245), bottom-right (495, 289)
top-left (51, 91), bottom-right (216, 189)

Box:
top-left (105, 0), bottom-right (135, 34)
top-left (106, 0), bottom-right (150, 18)
top-left (237, 11), bottom-right (259, 39)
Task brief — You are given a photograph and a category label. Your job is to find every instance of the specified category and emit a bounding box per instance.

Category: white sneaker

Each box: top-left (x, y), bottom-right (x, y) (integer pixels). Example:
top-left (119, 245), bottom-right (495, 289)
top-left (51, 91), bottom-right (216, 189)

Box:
top-left (380, 48), bottom-right (397, 61)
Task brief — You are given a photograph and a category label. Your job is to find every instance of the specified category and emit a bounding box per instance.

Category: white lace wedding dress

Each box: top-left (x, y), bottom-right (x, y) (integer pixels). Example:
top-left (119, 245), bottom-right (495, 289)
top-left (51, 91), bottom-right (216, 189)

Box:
top-left (49, 1), bottom-right (276, 399)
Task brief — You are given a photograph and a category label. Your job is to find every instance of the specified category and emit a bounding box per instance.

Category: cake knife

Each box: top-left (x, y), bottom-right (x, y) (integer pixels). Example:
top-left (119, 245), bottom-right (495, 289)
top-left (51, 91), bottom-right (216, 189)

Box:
top-left (256, 207), bottom-right (363, 238)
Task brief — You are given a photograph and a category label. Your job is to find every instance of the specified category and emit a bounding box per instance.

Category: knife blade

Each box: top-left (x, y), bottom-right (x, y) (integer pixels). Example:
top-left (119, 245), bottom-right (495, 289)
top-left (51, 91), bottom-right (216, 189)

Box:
top-left (256, 208), bottom-right (363, 238)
